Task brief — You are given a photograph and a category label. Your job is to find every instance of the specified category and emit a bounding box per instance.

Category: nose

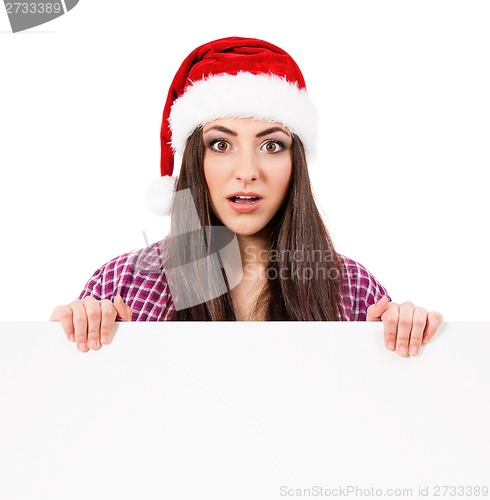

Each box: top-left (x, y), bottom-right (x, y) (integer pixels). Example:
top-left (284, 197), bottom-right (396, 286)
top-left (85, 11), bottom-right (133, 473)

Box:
top-left (236, 171), bottom-right (258, 182)
top-left (234, 149), bottom-right (260, 183)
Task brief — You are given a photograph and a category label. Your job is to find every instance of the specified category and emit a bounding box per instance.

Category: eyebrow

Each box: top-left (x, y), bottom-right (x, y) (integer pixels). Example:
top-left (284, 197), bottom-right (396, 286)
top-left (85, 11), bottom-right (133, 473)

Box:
top-left (203, 125), bottom-right (291, 138)
top-left (203, 125), bottom-right (237, 136)
top-left (256, 126), bottom-right (291, 138)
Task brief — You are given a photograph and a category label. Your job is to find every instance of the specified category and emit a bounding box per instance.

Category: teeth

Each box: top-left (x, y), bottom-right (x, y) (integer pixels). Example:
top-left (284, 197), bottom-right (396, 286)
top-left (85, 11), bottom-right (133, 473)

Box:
top-left (236, 195), bottom-right (255, 199)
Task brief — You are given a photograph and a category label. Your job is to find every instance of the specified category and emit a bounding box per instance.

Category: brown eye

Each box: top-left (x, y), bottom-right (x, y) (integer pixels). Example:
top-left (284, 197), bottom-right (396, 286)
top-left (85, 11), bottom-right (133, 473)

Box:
top-left (261, 140), bottom-right (285, 154)
top-left (211, 140), bottom-right (230, 152)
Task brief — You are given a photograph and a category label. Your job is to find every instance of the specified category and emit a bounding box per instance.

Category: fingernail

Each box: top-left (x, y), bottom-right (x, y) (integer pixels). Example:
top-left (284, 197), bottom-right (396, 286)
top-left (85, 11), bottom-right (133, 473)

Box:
top-left (423, 336), bottom-right (429, 344)
top-left (387, 341), bottom-right (395, 350)
top-left (101, 335), bottom-right (108, 344)
top-left (409, 345), bottom-right (418, 356)
top-left (398, 345), bottom-right (407, 356)
top-left (78, 342), bottom-right (86, 351)
top-left (69, 334), bottom-right (75, 342)
top-left (89, 339), bottom-right (97, 348)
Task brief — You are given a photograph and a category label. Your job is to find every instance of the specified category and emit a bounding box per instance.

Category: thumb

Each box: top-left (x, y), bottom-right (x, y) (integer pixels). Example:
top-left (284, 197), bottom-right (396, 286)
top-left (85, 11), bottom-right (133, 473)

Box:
top-left (114, 294), bottom-right (133, 322)
top-left (366, 295), bottom-right (390, 322)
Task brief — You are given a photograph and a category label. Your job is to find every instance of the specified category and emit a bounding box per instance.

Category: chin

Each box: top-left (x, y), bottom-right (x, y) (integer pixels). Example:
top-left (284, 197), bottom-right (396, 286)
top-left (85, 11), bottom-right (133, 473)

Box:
top-left (224, 218), bottom-right (268, 237)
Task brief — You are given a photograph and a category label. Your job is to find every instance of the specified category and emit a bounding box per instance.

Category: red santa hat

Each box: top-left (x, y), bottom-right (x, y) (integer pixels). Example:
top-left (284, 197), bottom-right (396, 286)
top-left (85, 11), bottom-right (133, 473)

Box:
top-left (145, 36), bottom-right (318, 215)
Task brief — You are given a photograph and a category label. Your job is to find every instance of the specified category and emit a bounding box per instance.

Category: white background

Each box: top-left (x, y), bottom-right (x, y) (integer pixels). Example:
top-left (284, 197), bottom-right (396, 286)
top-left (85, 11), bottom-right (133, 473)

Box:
top-left (0, 1), bottom-right (488, 320)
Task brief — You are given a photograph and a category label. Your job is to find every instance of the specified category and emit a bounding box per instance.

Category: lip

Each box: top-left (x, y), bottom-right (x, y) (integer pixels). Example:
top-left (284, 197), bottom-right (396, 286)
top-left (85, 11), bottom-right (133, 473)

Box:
top-left (226, 192), bottom-right (264, 214)
top-left (226, 191), bottom-right (263, 199)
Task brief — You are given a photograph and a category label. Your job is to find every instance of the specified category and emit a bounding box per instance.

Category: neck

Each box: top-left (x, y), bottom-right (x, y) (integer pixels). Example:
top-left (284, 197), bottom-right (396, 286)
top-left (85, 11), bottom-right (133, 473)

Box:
top-left (236, 227), bottom-right (270, 269)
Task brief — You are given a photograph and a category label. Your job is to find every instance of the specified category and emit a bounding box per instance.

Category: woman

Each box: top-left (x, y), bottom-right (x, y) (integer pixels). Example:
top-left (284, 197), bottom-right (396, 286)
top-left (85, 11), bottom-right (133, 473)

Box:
top-left (50, 36), bottom-right (443, 355)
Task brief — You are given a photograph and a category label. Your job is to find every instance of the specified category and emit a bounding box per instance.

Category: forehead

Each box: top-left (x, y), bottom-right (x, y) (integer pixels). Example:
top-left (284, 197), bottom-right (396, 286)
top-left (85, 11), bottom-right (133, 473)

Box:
top-left (202, 117), bottom-right (291, 135)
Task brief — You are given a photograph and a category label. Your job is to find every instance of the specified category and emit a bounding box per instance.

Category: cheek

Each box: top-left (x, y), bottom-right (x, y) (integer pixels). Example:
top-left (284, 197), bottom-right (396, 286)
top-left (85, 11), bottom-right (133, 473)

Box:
top-left (270, 161), bottom-right (292, 202)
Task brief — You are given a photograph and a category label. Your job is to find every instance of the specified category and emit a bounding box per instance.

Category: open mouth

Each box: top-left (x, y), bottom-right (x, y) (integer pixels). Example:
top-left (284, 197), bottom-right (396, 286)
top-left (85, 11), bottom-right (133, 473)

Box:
top-left (228, 195), bottom-right (262, 205)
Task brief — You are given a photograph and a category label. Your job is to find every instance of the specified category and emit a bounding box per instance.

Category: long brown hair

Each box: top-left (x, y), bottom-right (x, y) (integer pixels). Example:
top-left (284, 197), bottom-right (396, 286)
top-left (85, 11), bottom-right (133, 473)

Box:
top-left (165, 127), bottom-right (342, 320)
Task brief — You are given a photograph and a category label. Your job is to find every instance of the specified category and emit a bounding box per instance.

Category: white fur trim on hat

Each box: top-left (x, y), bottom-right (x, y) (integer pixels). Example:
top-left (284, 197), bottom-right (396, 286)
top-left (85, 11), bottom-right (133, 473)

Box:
top-left (168, 71), bottom-right (318, 178)
top-left (145, 175), bottom-right (177, 216)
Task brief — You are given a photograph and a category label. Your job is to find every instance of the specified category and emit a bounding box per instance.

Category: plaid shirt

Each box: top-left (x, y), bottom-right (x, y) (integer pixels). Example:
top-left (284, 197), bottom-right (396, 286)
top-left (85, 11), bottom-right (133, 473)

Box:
top-left (78, 240), bottom-right (391, 321)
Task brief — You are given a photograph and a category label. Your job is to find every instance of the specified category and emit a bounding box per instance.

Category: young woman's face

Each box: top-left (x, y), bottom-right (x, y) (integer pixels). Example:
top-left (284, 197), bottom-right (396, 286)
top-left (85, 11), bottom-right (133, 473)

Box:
top-left (203, 117), bottom-right (293, 237)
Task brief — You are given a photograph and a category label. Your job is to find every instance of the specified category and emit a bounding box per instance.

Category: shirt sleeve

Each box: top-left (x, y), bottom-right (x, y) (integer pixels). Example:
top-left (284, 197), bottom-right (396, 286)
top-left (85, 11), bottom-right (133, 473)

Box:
top-left (78, 270), bottom-right (102, 300)
top-left (77, 251), bottom-right (135, 302)
top-left (338, 254), bottom-right (391, 321)
top-left (76, 242), bottom-right (174, 322)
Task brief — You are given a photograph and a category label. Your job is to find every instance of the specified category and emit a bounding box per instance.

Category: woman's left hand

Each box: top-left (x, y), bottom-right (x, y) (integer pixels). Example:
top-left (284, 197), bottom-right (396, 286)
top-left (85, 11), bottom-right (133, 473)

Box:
top-left (367, 296), bottom-right (443, 357)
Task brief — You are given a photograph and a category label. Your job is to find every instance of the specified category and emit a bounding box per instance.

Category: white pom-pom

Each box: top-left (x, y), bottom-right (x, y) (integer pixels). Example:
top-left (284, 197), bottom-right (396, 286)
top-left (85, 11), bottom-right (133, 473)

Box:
top-left (144, 176), bottom-right (177, 216)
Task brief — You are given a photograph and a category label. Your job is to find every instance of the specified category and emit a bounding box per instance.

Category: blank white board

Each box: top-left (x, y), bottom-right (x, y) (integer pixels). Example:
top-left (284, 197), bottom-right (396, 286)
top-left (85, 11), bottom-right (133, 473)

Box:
top-left (0, 321), bottom-right (489, 499)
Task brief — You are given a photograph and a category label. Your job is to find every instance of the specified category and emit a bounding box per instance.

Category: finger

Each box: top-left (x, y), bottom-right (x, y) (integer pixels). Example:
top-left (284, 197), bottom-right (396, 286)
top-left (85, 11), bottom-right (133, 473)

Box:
top-left (408, 307), bottom-right (428, 356)
top-left (83, 296), bottom-right (102, 350)
top-left (366, 295), bottom-right (390, 321)
top-left (50, 305), bottom-right (75, 342)
top-left (382, 302), bottom-right (399, 351)
top-left (114, 295), bottom-right (133, 322)
top-left (69, 300), bottom-right (89, 352)
top-left (395, 301), bottom-right (415, 357)
top-left (422, 311), bottom-right (444, 344)
top-left (100, 299), bottom-right (117, 344)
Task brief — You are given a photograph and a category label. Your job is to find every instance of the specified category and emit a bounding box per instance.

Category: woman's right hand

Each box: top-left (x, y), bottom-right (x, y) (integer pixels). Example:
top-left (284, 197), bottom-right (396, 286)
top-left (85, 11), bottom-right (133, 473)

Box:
top-left (50, 295), bottom-right (133, 352)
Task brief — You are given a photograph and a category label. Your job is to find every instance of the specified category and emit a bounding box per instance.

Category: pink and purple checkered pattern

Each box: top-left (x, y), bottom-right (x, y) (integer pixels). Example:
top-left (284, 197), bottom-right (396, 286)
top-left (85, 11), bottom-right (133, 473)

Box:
top-left (78, 240), bottom-right (391, 321)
